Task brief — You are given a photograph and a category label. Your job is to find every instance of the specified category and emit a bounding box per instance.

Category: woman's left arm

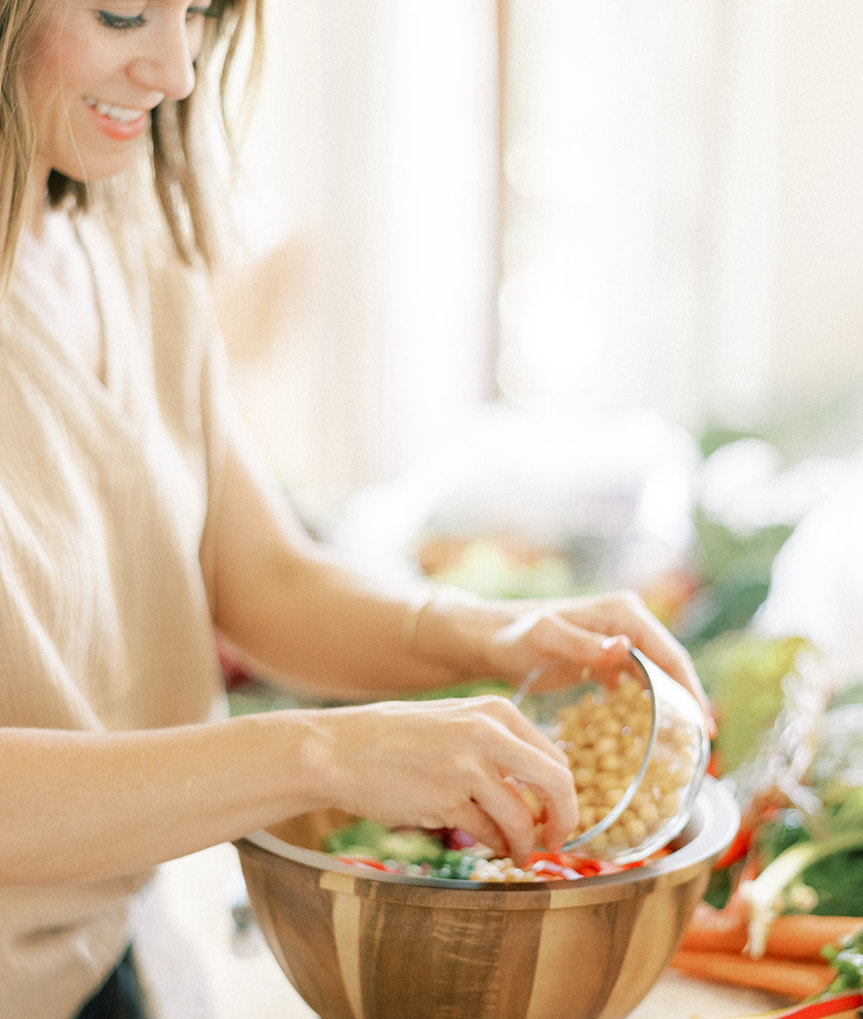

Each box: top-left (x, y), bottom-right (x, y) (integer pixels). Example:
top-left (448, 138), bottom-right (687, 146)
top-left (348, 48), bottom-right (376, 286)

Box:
top-left (212, 429), bottom-right (712, 725)
top-left (211, 428), bottom-right (461, 698)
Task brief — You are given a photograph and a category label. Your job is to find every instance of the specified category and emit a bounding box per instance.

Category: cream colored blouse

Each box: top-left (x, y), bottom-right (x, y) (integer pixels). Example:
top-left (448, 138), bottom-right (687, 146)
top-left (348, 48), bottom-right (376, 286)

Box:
top-left (0, 212), bottom-right (231, 1018)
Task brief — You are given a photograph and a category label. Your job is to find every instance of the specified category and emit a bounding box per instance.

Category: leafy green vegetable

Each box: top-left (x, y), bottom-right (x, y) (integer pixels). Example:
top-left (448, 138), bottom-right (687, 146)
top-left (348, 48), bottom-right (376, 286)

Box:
top-left (744, 682), bottom-right (863, 923)
top-left (741, 829), bottom-right (863, 957)
top-left (324, 818), bottom-right (395, 857)
top-left (407, 678), bottom-right (515, 701)
top-left (805, 848), bottom-right (863, 917)
top-left (433, 851), bottom-right (480, 881)
top-left (822, 926), bottom-right (863, 994)
top-left (323, 819), bottom-right (487, 878)
top-left (691, 632), bottom-right (810, 774)
top-left (324, 819), bottom-right (453, 868)
top-left (678, 512), bottom-right (794, 647)
top-left (754, 810), bottom-right (863, 917)
top-left (703, 865), bottom-right (736, 911)
top-left (376, 831), bottom-right (448, 866)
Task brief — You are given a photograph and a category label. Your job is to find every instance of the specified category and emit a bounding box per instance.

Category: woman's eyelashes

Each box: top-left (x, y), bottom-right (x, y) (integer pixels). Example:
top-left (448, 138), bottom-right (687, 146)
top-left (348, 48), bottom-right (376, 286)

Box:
top-left (96, 6), bottom-right (214, 31)
top-left (97, 10), bottom-right (147, 30)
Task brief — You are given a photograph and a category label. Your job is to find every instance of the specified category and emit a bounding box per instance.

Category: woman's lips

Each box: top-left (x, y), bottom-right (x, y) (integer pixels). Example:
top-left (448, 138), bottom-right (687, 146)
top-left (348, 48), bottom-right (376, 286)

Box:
top-left (84, 97), bottom-right (149, 141)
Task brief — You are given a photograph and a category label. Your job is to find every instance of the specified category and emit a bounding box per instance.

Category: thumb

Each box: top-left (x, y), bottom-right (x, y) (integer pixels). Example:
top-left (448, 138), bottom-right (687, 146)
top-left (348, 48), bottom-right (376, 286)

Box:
top-left (494, 611), bottom-right (632, 687)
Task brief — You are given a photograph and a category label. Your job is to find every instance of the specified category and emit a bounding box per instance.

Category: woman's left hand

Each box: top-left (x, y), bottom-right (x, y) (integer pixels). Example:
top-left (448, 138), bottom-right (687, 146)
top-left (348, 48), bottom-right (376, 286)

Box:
top-left (415, 588), bottom-right (715, 736)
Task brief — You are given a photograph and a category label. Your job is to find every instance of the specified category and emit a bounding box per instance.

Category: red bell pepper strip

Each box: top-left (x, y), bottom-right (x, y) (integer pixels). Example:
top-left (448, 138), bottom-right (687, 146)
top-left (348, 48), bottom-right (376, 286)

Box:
top-left (525, 850), bottom-right (646, 878)
top-left (748, 991), bottom-right (863, 1018)
top-left (334, 855), bottom-right (399, 873)
top-left (529, 859), bottom-right (581, 881)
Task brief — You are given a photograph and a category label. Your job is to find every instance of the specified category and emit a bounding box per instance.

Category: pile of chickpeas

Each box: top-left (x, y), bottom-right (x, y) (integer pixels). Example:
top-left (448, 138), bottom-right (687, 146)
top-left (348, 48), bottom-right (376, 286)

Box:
top-left (468, 858), bottom-right (541, 883)
top-left (555, 673), bottom-right (698, 855)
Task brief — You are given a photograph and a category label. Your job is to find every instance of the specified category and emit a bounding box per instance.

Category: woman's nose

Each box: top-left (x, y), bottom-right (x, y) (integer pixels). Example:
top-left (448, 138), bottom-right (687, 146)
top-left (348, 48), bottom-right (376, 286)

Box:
top-left (128, 19), bottom-right (198, 101)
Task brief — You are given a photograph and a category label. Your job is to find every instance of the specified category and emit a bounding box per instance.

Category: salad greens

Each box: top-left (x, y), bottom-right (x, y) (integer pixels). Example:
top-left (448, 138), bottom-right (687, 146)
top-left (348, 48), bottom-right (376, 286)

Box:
top-left (324, 818), bottom-right (481, 879)
top-left (822, 925), bottom-right (863, 996)
top-left (323, 817), bottom-right (641, 882)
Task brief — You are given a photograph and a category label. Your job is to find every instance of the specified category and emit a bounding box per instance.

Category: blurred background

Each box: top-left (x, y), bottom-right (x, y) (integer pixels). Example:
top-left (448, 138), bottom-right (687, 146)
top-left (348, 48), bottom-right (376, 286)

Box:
top-left (215, 0), bottom-right (863, 679)
top-left (221, 0), bottom-right (863, 519)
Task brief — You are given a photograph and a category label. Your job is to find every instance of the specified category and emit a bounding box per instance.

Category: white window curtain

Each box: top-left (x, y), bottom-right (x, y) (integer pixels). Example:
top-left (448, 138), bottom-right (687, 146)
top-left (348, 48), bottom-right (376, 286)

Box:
top-left (498, 0), bottom-right (863, 430)
top-left (222, 1), bottom-right (863, 526)
top-left (224, 0), bottom-right (500, 524)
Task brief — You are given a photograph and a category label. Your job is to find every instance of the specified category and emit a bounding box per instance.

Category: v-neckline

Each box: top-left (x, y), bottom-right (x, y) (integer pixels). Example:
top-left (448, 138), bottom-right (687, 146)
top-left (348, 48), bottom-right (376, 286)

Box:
top-left (12, 210), bottom-right (111, 394)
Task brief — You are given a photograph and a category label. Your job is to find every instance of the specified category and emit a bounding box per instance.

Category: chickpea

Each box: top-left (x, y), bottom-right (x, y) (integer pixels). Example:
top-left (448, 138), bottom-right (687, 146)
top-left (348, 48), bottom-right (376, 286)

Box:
top-left (597, 751), bottom-right (623, 771)
top-left (557, 674), bottom-right (698, 851)
top-left (602, 787), bottom-right (625, 808)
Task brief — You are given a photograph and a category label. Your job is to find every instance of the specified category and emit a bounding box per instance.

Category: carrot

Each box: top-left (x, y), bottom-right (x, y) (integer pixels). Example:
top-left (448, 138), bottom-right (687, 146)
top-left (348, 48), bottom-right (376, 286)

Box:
top-left (681, 910), bottom-right (863, 961)
top-left (755, 914), bottom-right (862, 961)
top-left (671, 949), bottom-right (835, 1000)
top-left (681, 899), bottom-right (748, 949)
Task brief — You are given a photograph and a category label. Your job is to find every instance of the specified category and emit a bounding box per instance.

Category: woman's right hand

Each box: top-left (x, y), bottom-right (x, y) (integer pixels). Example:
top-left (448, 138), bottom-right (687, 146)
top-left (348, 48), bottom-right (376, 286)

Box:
top-left (303, 696), bottom-right (579, 866)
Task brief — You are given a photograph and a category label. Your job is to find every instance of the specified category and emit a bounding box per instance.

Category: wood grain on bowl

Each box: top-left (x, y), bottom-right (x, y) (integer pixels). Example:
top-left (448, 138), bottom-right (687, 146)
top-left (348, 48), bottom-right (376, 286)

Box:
top-left (236, 778), bottom-right (739, 1019)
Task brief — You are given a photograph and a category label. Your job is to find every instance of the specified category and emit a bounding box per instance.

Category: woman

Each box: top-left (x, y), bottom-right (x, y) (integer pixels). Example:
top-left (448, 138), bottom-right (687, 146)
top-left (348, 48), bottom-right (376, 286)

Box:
top-left (0, 1), bottom-right (710, 1016)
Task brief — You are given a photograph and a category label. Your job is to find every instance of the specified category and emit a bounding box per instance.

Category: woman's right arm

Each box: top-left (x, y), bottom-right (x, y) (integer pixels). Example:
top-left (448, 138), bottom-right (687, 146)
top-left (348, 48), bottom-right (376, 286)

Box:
top-left (0, 695), bottom-right (577, 885)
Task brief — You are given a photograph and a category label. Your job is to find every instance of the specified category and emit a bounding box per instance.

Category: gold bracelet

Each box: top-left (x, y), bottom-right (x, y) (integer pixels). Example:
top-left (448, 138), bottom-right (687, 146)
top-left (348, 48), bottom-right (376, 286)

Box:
top-left (402, 585), bottom-right (465, 653)
top-left (402, 588), bottom-right (437, 652)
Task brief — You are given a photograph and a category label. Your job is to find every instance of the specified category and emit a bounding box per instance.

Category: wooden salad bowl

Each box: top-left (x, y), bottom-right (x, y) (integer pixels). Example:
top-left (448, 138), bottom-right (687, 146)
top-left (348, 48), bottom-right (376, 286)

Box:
top-left (235, 776), bottom-right (738, 1019)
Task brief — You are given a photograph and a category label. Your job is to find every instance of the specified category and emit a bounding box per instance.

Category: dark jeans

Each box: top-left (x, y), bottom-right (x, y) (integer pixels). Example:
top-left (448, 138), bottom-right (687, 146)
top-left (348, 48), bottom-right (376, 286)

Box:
top-left (74, 947), bottom-right (148, 1019)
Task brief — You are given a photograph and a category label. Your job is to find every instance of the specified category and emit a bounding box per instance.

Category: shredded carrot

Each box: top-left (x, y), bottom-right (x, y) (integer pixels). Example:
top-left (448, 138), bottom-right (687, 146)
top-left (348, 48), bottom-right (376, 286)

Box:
top-left (671, 949), bottom-right (835, 1000)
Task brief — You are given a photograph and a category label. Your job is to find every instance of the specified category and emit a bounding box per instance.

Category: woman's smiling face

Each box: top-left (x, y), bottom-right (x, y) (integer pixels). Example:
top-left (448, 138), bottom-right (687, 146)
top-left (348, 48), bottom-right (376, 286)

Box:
top-left (22, 1), bottom-right (212, 188)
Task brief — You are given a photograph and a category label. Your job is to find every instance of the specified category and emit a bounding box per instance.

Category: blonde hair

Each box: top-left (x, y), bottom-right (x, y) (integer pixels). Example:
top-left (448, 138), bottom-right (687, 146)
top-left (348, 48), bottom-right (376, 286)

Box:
top-left (0, 0), bottom-right (265, 285)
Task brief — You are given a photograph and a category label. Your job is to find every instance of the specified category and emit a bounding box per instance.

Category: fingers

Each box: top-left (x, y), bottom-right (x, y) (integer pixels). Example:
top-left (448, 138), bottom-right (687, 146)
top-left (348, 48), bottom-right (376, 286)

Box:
top-left (593, 601), bottom-right (715, 733)
top-left (322, 698), bottom-right (578, 866)
top-left (461, 758), bottom-right (577, 866)
top-left (466, 701), bottom-right (579, 860)
top-left (492, 592), bottom-right (715, 735)
top-left (446, 799), bottom-right (510, 859)
top-left (492, 608), bottom-right (631, 679)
